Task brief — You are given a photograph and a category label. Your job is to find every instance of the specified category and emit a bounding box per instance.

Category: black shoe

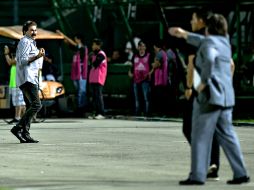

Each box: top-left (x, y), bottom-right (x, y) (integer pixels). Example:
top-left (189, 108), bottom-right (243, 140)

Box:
top-left (227, 176), bottom-right (250, 184)
top-left (207, 164), bottom-right (220, 181)
top-left (207, 172), bottom-right (220, 181)
top-left (179, 178), bottom-right (204, 185)
top-left (22, 134), bottom-right (39, 143)
top-left (8, 118), bottom-right (20, 124)
top-left (32, 119), bottom-right (40, 123)
top-left (10, 126), bottom-right (26, 143)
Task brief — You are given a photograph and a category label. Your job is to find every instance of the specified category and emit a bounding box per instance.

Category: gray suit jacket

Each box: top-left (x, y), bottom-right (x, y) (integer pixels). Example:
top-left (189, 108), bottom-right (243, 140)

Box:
top-left (187, 33), bottom-right (235, 107)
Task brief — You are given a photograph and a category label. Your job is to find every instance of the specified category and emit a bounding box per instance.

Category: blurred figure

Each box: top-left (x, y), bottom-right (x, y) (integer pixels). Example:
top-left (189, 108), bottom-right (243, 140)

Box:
top-left (128, 40), bottom-right (151, 116)
top-left (170, 14), bottom-right (250, 185)
top-left (166, 48), bottom-right (177, 87)
top-left (56, 30), bottom-right (88, 113)
top-left (149, 39), bottom-right (169, 115)
top-left (125, 36), bottom-right (141, 63)
top-left (89, 38), bottom-right (107, 119)
top-left (125, 41), bottom-right (133, 62)
top-left (108, 49), bottom-right (125, 64)
top-left (42, 53), bottom-right (58, 81)
top-left (165, 46), bottom-right (179, 107)
top-left (4, 45), bottom-right (26, 124)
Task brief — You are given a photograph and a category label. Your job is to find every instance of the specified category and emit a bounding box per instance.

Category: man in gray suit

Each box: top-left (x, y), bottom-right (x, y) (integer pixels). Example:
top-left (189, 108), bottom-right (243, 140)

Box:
top-left (169, 14), bottom-right (250, 185)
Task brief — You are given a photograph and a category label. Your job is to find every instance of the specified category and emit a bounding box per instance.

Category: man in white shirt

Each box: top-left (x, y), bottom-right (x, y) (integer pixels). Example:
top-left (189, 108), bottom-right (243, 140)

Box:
top-left (11, 20), bottom-right (45, 143)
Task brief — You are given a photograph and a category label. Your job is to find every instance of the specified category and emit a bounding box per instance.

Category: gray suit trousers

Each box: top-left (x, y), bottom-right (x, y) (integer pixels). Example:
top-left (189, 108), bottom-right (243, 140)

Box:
top-left (190, 98), bottom-right (248, 182)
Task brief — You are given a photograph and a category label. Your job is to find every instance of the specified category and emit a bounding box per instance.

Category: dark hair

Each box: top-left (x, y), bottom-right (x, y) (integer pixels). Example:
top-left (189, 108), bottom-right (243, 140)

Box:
top-left (206, 14), bottom-right (228, 36)
top-left (138, 40), bottom-right (146, 46)
top-left (74, 33), bottom-right (84, 42)
top-left (153, 39), bottom-right (164, 49)
top-left (92, 38), bottom-right (103, 46)
top-left (193, 8), bottom-right (213, 24)
top-left (22, 20), bottom-right (37, 35)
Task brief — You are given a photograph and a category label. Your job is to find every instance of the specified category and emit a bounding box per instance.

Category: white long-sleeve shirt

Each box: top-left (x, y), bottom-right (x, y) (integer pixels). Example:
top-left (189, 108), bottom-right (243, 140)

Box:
top-left (16, 35), bottom-right (43, 87)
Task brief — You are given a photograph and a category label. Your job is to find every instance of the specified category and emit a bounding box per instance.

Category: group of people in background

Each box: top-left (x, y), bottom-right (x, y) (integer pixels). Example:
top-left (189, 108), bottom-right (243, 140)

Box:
top-left (127, 38), bottom-right (180, 117)
top-left (56, 30), bottom-right (178, 119)
top-left (56, 30), bottom-right (107, 119)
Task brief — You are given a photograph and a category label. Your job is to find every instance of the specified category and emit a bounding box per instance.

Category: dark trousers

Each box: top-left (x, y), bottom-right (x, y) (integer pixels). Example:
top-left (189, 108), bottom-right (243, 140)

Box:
top-left (151, 85), bottom-right (169, 114)
top-left (18, 82), bottom-right (42, 134)
top-left (90, 83), bottom-right (105, 115)
top-left (182, 93), bottom-right (220, 172)
top-left (133, 81), bottom-right (150, 116)
top-left (182, 96), bottom-right (194, 143)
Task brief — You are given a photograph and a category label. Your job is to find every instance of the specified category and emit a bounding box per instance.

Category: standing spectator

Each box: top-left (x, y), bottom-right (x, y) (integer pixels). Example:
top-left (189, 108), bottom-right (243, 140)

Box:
top-left (165, 47), bottom-right (179, 105)
top-left (149, 40), bottom-right (169, 115)
top-left (108, 49), bottom-right (125, 64)
top-left (169, 14), bottom-right (250, 185)
top-left (4, 45), bottom-right (26, 124)
top-left (89, 38), bottom-right (107, 119)
top-left (124, 36), bottom-right (141, 64)
top-left (42, 52), bottom-right (58, 81)
top-left (166, 48), bottom-right (177, 87)
top-left (128, 40), bottom-right (151, 116)
top-left (56, 30), bottom-right (88, 114)
top-left (11, 20), bottom-right (45, 143)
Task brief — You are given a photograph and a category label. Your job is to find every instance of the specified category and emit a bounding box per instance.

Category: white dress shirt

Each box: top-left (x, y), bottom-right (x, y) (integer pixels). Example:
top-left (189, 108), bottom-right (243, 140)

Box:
top-left (16, 35), bottom-right (42, 87)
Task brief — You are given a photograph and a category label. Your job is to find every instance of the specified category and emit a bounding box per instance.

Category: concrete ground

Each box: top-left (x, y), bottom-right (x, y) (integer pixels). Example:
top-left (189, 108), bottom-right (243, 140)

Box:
top-left (0, 118), bottom-right (253, 190)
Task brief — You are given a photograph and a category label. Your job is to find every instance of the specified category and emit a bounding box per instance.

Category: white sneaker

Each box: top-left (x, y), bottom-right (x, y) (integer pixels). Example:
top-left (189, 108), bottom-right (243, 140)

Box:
top-left (208, 164), bottom-right (217, 174)
top-left (94, 114), bottom-right (105, 120)
top-left (88, 115), bottom-right (94, 119)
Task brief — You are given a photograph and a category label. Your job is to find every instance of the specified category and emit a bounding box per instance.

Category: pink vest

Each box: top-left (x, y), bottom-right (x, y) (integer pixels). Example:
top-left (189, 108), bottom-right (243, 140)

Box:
top-left (89, 50), bottom-right (107, 86)
top-left (133, 53), bottom-right (150, 83)
top-left (154, 50), bottom-right (168, 86)
top-left (71, 47), bottom-right (88, 80)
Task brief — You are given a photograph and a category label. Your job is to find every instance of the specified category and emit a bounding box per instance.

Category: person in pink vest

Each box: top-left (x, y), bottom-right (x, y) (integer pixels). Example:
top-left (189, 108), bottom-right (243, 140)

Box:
top-left (56, 30), bottom-right (88, 114)
top-left (89, 38), bottom-right (107, 119)
top-left (128, 40), bottom-right (151, 116)
top-left (149, 40), bottom-right (169, 115)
